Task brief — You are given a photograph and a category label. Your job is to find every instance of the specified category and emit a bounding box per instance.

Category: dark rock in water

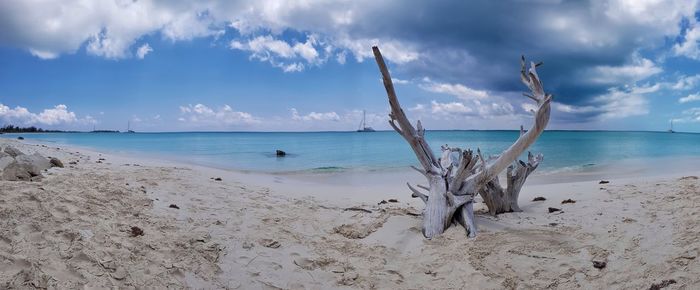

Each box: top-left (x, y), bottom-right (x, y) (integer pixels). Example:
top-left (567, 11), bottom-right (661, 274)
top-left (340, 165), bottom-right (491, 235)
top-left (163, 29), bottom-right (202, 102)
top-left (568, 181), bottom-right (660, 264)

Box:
top-left (276, 150), bottom-right (286, 157)
top-left (17, 136), bottom-right (24, 140)
top-left (214, 177), bottom-right (222, 181)
top-left (592, 260), bottom-right (606, 269)
top-left (561, 198), bottom-right (576, 204)
top-left (388, 199), bottom-right (398, 203)
top-left (49, 157), bottom-right (64, 168)
top-left (548, 207), bottom-right (561, 213)
top-left (649, 279), bottom-right (677, 290)
top-left (169, 204), bottom-right (180, 209)
top-left (532, 196), bottom-right (546, 201)
top-left (599, 180), bottom-right (610, 184)
top-left (378, 200), bottom-right (387, 205)
top-left (130, 226), bottom-right (144, 237)
top-left (3, 146), bottom-right (24, 157)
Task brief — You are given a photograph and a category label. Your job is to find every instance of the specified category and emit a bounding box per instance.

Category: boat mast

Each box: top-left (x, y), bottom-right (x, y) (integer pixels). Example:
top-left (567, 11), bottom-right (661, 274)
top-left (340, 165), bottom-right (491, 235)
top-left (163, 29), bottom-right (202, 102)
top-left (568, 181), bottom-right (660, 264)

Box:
top-left (362, 110), bottom-right (366, 129)
top-left (358, 110), bottom-right (366, 130)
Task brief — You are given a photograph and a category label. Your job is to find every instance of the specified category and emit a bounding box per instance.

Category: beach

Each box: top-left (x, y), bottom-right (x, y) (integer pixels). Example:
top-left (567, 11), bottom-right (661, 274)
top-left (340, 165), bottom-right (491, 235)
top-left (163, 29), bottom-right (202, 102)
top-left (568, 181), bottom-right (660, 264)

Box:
top-left (1, 137), bottom-right (699, 289)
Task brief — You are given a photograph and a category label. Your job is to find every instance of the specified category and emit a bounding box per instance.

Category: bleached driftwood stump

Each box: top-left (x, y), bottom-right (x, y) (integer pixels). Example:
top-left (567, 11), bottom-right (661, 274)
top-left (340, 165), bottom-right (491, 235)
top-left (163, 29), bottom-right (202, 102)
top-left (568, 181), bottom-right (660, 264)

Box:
top-left (372, 46), bottom-right (551, 238)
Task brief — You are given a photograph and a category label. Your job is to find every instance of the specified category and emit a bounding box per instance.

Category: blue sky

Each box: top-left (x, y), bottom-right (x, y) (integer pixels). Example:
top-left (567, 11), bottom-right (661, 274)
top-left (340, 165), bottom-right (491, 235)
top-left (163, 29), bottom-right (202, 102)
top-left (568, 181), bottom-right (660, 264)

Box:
top-left (2, 0), bottom-right (700, 132)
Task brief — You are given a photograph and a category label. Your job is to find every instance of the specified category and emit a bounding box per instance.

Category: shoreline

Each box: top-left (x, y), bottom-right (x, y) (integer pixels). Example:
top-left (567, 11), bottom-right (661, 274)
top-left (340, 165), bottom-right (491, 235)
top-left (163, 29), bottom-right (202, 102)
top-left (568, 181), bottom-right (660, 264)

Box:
top-left (6, 135), bottom-right (700, 186)
top-left (1, 138), bottom-right (699, 288)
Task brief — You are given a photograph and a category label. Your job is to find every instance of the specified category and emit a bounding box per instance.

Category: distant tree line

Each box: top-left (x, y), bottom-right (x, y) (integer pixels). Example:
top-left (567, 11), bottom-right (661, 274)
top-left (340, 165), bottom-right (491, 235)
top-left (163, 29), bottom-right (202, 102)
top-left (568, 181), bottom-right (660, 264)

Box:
top-left (0, 125), bottom-right (68, 133)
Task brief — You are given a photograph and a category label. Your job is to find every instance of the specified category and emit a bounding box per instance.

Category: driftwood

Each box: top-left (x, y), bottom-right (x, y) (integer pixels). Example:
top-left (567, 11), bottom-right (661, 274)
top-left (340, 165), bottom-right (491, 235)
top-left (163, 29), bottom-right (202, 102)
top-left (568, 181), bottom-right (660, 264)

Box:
top-left (372, 46), bottom-right (551, 238)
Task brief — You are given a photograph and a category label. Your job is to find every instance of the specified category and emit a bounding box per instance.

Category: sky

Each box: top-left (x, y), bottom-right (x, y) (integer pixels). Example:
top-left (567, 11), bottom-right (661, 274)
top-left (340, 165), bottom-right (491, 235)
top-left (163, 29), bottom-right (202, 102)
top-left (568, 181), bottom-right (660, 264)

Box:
top-left (2, 0), bottom-right (700, 132)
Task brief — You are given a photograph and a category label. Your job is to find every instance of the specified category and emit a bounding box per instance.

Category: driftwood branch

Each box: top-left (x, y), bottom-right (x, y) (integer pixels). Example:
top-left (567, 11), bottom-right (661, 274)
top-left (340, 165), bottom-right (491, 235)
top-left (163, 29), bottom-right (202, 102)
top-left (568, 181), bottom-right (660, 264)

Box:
top-left (373, 46), bottom-right (551, 238)
top-left (374, 46), bottom-right (439, 175)
top-left (465, 56), bottom-right (551, 188)
top-left (407, 182), bottom-right (428, 203)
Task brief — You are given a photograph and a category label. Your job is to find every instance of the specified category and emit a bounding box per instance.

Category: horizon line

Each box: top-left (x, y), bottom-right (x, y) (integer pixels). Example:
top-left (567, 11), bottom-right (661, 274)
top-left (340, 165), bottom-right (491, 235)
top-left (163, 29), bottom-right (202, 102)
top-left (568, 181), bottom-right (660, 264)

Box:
top-left (2, 129), bottom-right (698, 134)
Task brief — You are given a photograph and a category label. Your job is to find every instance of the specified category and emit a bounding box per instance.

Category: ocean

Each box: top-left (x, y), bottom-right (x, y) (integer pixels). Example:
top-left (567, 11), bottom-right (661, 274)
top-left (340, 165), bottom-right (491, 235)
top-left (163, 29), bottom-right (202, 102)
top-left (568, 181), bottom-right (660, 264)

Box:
top-left (3, 131), bottom-right (699, 174)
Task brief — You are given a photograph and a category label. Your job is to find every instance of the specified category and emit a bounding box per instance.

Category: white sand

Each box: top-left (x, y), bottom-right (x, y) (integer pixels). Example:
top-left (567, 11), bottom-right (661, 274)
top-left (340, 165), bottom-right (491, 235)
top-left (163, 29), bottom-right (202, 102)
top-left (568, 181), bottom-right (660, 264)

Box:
top-left (1, 138), bottom-right (698, 289)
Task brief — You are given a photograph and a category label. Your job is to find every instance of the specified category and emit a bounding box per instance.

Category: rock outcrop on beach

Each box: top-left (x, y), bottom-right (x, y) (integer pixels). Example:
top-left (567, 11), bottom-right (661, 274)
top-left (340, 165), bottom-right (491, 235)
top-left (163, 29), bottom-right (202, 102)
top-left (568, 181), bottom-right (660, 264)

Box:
top-left (0, 145), bottom-right (61, 181)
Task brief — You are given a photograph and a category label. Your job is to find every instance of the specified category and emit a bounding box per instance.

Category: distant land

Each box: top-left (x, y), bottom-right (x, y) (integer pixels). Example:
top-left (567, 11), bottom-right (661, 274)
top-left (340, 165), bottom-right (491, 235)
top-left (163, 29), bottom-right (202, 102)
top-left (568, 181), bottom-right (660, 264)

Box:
top-left (0, 125), bottom-right (71, 133)
top-left (0, 125), bottom-right (119, 133)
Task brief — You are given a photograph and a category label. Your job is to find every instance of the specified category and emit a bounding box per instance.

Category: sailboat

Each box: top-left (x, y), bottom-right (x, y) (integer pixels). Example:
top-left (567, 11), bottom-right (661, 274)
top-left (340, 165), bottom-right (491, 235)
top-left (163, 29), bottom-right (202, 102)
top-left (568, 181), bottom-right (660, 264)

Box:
top-left (668, 120), bottom-right (675, 133)
top-left (126, 121), bottom-right (135, 133)
top-left (357, 110), bottom-right (375, 132)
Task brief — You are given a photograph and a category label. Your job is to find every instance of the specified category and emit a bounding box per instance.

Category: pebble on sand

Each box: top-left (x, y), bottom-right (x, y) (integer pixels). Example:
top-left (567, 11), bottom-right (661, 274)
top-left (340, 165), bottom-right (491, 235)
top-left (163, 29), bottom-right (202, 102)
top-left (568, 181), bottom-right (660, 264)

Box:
top-left (130, 226), bottom-right (144, 237)
top-left (592, 260), bottom-right (607, 269)
top-left (548, 207), bottom-right (561, 213)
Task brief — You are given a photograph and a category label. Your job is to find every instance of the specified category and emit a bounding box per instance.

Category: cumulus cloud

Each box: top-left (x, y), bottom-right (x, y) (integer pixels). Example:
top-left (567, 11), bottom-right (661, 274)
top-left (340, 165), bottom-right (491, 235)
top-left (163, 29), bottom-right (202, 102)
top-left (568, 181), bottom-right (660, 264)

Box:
top-left (679, 93), bottom-right (700, 103)
top-left (178, 104), bottom-right (258, 125)
top-left (0, 0), bottom-right (220, 59)
top-left (408, 75), bottom-right (523, 122)
top-left (391, 78), bottom-right (410, 85)
top-left (586, 56), bottom-right (662, 85)
top-left (230, 34), bottom-right (326, 72)
top-left (674, 22), bottom-right (700, 59)
top-left (552, 85), bottom-right (651, 121)
top-left (670, 74), bottom-right (700, 91)
top-left (672, 107), bottom-right (700, 123)
top-left (136, 43), bottom-right (153, 59)
top-left (419, 78), bottom-right (489, 100)
top-left (410, 99), bottom-right (515, 120)
top-left (290, 108), bottom-right (340, 121)
top-left (0, 103), bottom-right (93, 126)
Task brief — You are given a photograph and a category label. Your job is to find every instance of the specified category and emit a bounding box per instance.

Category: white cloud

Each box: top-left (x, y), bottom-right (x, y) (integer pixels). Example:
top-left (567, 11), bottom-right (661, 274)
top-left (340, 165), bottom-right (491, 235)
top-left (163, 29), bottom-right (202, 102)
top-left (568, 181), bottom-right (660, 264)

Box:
top-left (603, 0), bottom-right (698, 34)
top-left (410, 99), bottom-right (515, 120)
top-left (136, 43), bottom-right (153, 59)
top-left (587, 55), bottom-right (662, 85)
top-left (229, 34), bottom-right (324, 72)
top-left (553, 102), bottom-right (598, 114)
top-left (672, 107), bottom-right (700, 123)
top-left (674, 22), bottom-right (700, 59)
top-left (679, 93), bottom-right (700, 103)
top-left (554, 85), bottom-right (650, 120)
top-left (429, 101), bottom-right (473, 116)
top-left (335, 51), bottom-right (347, 64)
top-left (0, 103), bottom-right (92, 126)
top-left (0, 1), bottom-right (221, 59)
top-left (36, 104), bottom-right (78, 125)
top-left (179, 103), bottom-right (259, 125)
top-left (290, 108), bottom-right (340, 121)
top-left (282, 62), bottom-right (304, 73)
top-left (391, 78), bottom-right (410, 85)
top-left (419, 78), bottom-right (489, 100)
top-left (670, 74), bottom-right (700, 90)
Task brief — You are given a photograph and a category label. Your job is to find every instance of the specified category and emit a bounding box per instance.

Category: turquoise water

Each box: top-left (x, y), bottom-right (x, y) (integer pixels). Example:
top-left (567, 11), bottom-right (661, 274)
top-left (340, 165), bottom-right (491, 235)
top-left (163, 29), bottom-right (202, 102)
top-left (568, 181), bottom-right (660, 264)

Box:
top-left (2, 131), bottom-right (699, 173)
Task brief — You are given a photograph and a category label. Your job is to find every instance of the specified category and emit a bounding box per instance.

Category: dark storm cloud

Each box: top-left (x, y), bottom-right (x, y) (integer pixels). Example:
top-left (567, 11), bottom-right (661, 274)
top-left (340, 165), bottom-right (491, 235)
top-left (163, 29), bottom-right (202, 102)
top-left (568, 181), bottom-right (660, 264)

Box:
top-left (337, 0), bottom-right (687, 106)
